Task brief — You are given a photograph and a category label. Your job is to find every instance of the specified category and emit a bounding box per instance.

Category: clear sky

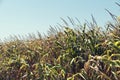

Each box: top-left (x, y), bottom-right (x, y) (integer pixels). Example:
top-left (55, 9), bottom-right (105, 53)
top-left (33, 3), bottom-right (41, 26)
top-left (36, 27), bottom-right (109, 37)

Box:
top-left (0, 0), bottom-right (120, 40)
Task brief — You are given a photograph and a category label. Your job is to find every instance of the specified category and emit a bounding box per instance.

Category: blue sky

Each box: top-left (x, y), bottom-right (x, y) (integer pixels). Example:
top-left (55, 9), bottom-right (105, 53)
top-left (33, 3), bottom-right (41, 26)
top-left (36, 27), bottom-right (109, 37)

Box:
top-left (0, 0), bottom-right (120, 40)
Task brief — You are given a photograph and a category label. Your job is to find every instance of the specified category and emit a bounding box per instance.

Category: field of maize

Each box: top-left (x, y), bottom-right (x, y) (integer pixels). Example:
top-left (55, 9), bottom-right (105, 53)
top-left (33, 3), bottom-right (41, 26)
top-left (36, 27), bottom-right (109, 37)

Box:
top-left (0, 4), bottom-right (120, 80)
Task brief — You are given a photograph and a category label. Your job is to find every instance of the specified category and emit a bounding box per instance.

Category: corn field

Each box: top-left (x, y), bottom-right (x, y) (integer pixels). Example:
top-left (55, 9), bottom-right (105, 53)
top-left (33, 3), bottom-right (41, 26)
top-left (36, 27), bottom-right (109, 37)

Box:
top-left (0, 4), bottom-right (120, 80)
